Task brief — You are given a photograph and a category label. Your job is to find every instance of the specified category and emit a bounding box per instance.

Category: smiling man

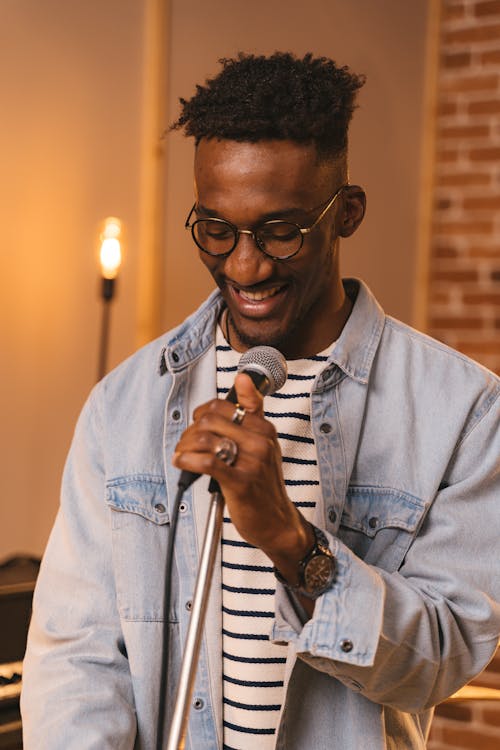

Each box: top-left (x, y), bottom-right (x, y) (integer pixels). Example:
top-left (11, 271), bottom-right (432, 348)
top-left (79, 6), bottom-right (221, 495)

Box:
top-left (22, 52), bottom-right (500, 750)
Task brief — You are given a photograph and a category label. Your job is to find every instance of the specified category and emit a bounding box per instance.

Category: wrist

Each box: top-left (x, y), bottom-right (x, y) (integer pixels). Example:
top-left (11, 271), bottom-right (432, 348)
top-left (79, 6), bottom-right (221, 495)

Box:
top-left (266, 519), bottom-right (315, 586)
top-left (274, 524), bottom-right (336, 600)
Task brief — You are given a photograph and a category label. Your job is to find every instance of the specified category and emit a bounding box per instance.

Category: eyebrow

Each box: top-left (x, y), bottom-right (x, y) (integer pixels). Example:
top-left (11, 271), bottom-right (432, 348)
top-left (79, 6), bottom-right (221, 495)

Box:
top-left (195, 202), bottom-right (315, 224)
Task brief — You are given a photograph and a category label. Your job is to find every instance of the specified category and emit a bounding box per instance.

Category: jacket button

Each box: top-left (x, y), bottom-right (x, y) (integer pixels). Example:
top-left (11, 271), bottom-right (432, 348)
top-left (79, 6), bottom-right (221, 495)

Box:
top-left (368, 517), bottom-right (378, 529)
top-left (328, 507), bottom-right (337, 524)
top-left (172, 352), bottom-right (179, 363)
top-left (185, 600), bottom-right (192, 611)
top-left (193, 697), bottom-right (204, 710)
top-left (172, 410), bottom-right (181, 421)
top-left (154, 503), bottom-right (166, 514)
top-left (179, 502), bottom-right (188, 513)
top-left (320, 423), bottom-right (332, 434)
top-left (340, 639), bottom-right (353, 653)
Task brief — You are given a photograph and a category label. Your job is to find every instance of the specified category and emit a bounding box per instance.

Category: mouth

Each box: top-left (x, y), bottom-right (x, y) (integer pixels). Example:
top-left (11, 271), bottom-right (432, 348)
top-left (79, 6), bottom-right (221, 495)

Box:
top-left (227, 282), bottom-right (288, 318)
top-left (238, 285), bottom-right (283, 302)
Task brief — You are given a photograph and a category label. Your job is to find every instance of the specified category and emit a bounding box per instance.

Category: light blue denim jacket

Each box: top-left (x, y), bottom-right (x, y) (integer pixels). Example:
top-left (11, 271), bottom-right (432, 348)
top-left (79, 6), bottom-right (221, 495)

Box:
top-left (22, 279), bottom-right (500, 749)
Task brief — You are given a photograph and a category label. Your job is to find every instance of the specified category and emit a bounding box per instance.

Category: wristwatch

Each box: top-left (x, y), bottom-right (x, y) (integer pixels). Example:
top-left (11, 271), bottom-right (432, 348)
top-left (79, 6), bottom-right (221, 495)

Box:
top-left (274, 524), bottom-right (336, 600)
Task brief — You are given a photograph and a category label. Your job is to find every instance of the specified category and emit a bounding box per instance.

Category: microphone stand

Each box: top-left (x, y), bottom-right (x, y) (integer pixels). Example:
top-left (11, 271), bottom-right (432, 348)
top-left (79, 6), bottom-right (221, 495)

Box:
top-left (166, 481), bottom-right (224, 750)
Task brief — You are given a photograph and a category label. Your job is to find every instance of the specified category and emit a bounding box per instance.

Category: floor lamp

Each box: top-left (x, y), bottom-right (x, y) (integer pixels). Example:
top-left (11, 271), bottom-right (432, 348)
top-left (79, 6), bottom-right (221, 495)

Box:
top-left (97, 217), bottom-right (122, 382)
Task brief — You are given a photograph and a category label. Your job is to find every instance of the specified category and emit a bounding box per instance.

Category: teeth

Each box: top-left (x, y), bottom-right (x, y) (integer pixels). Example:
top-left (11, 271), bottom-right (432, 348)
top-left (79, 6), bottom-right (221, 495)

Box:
top-left (239, 286), bottom-right (282, 302)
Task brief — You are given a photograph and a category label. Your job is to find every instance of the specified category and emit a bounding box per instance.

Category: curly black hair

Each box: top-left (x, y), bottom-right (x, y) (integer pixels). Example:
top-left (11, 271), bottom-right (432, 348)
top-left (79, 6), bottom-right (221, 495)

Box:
top-left (171, 51), bottom-right (365, 161)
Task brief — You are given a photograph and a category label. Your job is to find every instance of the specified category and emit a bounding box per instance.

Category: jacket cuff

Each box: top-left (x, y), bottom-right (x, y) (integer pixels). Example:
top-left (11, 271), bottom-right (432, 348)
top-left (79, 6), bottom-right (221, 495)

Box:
top-left (270, 531), bottom-right (384, 668)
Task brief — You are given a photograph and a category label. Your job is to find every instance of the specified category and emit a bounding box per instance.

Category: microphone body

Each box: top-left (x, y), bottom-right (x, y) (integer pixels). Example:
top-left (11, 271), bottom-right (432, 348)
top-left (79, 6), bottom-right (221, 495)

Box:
top-left (177, 346), bottom-right (287, 491)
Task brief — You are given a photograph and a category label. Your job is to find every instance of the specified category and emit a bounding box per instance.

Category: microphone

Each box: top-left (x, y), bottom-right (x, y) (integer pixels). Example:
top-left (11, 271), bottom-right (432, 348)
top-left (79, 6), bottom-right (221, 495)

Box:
top-left (178, 346), bottom-right (287, 490)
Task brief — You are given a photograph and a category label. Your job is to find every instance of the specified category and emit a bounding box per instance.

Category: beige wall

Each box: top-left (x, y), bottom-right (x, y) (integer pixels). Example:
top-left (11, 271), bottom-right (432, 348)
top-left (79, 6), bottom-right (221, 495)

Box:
top-left (0, 0), bottom-right (152, 557)
top-left (0, 0), bottom-right (435, 558)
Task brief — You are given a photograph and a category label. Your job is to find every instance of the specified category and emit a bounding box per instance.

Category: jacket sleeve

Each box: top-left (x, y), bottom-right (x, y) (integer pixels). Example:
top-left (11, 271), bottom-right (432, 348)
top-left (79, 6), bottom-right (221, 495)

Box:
top-left (272, 388), bottom-right (500, 713)
top-left (21, 386), bottom-right (137, 749)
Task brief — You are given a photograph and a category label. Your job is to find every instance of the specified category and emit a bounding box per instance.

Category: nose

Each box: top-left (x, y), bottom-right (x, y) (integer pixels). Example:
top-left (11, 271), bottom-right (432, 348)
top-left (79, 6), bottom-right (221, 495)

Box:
top-left (223, 230), bottom-right (274, 286)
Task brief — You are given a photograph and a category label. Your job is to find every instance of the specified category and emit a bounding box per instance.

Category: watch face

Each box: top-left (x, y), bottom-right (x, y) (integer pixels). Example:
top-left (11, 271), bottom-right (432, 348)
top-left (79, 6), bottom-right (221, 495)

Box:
top-left (304, 554), bottom-right (335, 593)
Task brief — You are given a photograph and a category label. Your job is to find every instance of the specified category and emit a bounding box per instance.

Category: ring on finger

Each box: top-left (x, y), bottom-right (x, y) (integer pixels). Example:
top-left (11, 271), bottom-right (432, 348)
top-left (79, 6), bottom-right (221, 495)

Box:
top-left (231, 403), bottom-right (246, 425)
top-left (214, 437), bottom-right (238, 466)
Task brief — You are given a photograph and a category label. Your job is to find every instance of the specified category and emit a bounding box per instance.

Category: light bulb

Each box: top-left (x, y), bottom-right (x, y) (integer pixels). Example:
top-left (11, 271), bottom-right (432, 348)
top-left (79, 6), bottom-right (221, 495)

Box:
top-left (99, 217), bottom-right (122, 279)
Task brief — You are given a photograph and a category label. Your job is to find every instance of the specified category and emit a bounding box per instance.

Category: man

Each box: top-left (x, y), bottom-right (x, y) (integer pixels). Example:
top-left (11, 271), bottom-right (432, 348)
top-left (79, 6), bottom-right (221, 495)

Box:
top-left (22, 52), bottom-right (500, 749)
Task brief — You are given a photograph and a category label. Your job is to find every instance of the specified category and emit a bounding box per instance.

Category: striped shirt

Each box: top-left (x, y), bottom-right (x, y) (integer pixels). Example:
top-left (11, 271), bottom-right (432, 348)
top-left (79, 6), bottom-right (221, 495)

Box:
top-left (216, 325), bottom-right (334, 750)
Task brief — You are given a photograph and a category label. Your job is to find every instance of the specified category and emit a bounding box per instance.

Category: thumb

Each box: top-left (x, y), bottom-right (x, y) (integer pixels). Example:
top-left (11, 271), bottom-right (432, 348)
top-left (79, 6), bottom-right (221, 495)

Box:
top-left (234, 372), bottom-right (264, 416)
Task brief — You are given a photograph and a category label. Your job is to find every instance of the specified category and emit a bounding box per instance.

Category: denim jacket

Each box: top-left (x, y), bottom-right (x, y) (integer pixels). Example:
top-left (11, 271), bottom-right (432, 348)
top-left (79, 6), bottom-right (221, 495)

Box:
top-left (22, 279), bottom-right (500, 749)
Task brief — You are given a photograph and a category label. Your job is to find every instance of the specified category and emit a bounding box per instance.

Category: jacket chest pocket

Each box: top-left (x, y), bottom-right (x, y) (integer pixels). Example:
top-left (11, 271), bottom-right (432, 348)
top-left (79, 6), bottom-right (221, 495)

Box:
top-left (106, 476), bottom-right (171, 622)
top-left (338, 486), bottom-right (427, 572)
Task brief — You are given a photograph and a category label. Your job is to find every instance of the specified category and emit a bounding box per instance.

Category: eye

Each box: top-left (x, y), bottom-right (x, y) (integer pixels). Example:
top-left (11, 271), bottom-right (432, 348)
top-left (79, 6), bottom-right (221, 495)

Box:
top-left (259, 222), bottom-right (300, 242)
top-left (198, 220), bottom-right (233, 240)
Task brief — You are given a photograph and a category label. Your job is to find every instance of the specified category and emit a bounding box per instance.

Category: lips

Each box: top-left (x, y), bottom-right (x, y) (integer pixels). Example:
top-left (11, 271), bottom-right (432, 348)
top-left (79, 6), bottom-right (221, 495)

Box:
top-left (227, 283), bottom-right (288, 318)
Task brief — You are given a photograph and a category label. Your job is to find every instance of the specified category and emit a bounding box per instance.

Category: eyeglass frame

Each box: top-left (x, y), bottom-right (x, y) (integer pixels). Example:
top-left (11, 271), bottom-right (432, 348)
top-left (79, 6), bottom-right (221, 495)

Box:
top-left (184, 183), bottom-right (348, 261)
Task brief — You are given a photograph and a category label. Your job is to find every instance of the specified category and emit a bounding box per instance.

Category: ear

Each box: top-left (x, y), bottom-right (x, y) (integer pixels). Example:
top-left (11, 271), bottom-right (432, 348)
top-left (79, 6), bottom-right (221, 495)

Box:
top-left (338, 185), bottom-right (366, 238)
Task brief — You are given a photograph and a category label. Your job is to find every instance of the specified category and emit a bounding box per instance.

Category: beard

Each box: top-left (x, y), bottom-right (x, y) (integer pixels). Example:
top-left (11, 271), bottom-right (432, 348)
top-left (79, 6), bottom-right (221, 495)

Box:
top-left (226, 309), bottom-right (303, 357)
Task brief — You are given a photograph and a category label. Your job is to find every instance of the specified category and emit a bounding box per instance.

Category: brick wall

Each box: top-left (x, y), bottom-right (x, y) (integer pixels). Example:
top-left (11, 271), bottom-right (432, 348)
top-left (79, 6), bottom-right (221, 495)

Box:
top-left (428, 0), bottom-right (500, 376)
top-left (427, 1), bottom-right (500, 747)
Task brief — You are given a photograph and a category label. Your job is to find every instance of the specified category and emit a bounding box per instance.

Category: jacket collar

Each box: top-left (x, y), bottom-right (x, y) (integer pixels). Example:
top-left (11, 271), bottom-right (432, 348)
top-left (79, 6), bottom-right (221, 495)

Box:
top-left (157, 279), bottom-right (385, 386)
top-left (328, 278), bottom-right (386, 385)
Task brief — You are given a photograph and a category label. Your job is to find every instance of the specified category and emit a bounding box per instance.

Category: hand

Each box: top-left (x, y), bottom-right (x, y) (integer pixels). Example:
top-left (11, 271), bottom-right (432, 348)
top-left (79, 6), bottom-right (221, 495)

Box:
top-left (172, 373), bottom-right (314, 572)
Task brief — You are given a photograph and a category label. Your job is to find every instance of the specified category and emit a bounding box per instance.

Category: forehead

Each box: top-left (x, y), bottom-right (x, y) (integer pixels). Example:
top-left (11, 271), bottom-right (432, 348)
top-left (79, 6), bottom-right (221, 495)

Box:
top-left (194, 138), bottom-right (335, 212)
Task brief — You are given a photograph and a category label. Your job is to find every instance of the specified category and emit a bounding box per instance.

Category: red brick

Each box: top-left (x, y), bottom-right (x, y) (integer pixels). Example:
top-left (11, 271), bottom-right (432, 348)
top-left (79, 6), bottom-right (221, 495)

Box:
top-left (432, 317), bottom-right (485, 329)
top-left (438, 100), bottom-right (459, 116)
top-left (433, 269), bottom-right (480, 282)
top-left (431, 293), bottom-right (452, 305)
top-left (463, 195), bottom-right (500, 209)
top-left (442, 725), bottom-right (500, 749)
top-left (468, 99), bottom-right (500, 114)
top-left (439, 124), bottom-right (490, 138)
top-left (469, 146), bottom-right (500, 161)
top-left (444, 24), bottom-right (500, 44)
top-left (441, 51), bottom-right (472, 68)
top-left (436, 197), bottom-right (454, 210)
top-left (435, 219), bottom-right (493, 234)
top-left (434, 702), bottom-right (473, 720)
top-left (469, 246), bottom-right (500, 258)
top-left (483, 708), bottom-right (500, 727)
top-left (443, 3), bottom-right (466, 21)
top-left (441, 73), bottom-right (499, 91)
top-left (436, 173), bottom-right (490, 187)
top-left (463, 292), bottom-right (500, 304)
top-left (433, 245), bottom-right (459, 258)
top-left (457, 340), bottom-right (500, 353)
top-left (481, 48), bottom-right (500, 64)
top-left (475, 0), bottom-right (500, 17)
top-left (437, 149), bottom-right (460, 163)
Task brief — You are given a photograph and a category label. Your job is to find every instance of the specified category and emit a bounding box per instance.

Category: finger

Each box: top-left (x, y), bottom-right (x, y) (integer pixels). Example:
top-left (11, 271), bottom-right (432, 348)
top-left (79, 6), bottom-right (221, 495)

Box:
top-left (192, 398), bottom-right (272, 437)
top-left (234, 372), bottom-right (264, 416)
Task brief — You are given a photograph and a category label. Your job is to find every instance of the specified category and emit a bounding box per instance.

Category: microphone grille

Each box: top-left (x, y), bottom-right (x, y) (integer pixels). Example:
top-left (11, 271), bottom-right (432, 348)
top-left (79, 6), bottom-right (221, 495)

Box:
top-left (237, 346), bottom-right (287, 395)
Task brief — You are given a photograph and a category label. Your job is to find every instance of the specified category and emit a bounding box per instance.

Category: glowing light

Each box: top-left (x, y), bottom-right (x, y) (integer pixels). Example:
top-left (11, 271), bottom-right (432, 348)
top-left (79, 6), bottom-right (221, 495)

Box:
top-left (99, 217), bottom-right (122, 279)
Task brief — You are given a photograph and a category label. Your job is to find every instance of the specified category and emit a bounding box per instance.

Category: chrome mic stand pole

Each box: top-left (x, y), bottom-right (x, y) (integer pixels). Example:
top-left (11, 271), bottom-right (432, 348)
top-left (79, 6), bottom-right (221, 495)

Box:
top-left (166, 486), bottom-right (224, 750)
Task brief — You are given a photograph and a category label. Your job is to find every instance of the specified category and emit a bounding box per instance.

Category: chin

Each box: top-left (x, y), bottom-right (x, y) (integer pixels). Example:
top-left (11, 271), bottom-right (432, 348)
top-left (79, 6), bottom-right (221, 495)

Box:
top-left (232, 319), bottom-right (292, 353)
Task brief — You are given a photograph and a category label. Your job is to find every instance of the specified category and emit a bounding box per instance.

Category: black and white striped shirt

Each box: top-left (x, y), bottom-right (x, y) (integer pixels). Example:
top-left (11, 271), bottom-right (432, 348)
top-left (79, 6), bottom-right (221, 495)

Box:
top-left (216, 325), bottom-right (333, 750)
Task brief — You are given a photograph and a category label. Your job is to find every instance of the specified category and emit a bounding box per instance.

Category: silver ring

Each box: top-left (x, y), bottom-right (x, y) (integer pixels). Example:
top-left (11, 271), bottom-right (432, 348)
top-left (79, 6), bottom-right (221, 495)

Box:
top-left (231, 404), bottom-right (246, 425)
top-left (214, 437), bottom-right (238, 466)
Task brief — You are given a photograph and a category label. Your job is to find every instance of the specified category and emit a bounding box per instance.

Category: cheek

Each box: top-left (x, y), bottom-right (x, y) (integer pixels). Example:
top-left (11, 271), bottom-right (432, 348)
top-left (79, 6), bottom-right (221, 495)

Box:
top-left (199, 251), bottom-right (220, 279)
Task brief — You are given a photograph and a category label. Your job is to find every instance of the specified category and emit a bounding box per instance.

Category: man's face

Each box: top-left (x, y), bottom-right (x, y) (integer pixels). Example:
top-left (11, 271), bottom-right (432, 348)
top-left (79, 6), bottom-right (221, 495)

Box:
top-left (193, 138), bottom-right (347, 358)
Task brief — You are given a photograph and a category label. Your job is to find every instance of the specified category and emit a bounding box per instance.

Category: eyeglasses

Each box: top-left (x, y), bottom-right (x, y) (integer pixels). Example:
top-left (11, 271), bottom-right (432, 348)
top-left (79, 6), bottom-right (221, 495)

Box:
top-left (184, 184), bottom-right (347, 261)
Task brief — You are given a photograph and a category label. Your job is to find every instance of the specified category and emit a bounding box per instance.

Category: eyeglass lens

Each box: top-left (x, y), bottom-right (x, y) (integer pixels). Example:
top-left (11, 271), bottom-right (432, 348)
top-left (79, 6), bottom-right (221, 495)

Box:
top-left (192, 219), bottom-right (302, 258)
